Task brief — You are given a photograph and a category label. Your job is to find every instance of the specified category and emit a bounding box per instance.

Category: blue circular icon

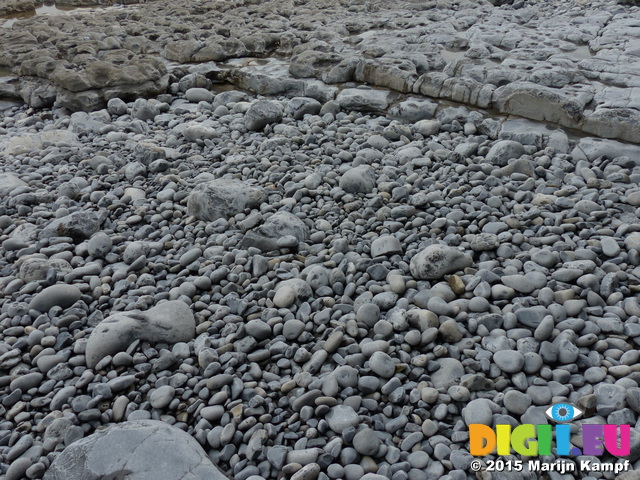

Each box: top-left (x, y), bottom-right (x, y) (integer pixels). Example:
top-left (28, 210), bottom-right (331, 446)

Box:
top-left (551, 403), bottom-right (574, 422)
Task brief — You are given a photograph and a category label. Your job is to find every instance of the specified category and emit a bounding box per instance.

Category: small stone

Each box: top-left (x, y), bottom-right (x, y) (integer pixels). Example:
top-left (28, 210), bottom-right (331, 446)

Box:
top-left (326, 405), bottom-right (359, 434)
top-left (283, 319), bottom-right (305, 340)
top-left (470, 233), bottom-right (500, 251)
top-left (87, 232), bottom-right (112, 258)
top-left (369, 351), bottom-right (395, 379)
top-left (486, 140), bottom-right (525, 166)
top-left (274, 286), bottom-right (296, 308)
top-left (357, 303), bottom-right (381, 328)
top-left (464, 398), bottom-right (495, 426)
top-left (439, 319), bottom-right (463, 343)
top-left (503, 390), bottom-right (531, 415)
top-left (352, 428), bottom-right (381, 456)
top-left (291, 463), bottom-right (320, 480)
top-left (107, 98), bottom-right (127, 116)
top-left (601, 237), bottom-right (621, 257)
top-left (493, 350), bottom-right (525, 374)
top-left (150, 385), bottom-right (175, 409)
top-left (595, 384), bottom-right (626, 416)
top-left (371, 236), bottom-right (402, 257)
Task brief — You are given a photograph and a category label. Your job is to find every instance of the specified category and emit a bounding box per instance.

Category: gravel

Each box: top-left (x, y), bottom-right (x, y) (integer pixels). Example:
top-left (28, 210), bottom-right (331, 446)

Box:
top-left (2, 1), bottom-right (640, 477)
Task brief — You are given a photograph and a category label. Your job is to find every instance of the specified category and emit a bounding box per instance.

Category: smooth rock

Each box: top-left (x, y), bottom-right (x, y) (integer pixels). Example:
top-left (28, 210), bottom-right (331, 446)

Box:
top-left (43, 420), bottom-right (228, 480)
top-left (85, 301), bottom-right (196, 368)
top-left (29, 285), bottom-right (82, 312)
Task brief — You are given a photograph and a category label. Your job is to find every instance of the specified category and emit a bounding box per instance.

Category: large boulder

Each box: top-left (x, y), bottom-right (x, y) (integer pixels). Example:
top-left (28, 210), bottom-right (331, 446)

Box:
top-left (85, 301), bottom-right (196, 368)
top-left (187, 179), bottom-right (265, 222)
top-left (19, 257), bottom-right (73, 283)
top-left (43, 420), bottom-right (229, 480)
top-left (240, 211), bottom-right (309, 252)
top-left (131, 99), bottom-right (160, 121)
top-left (49, 57), bottom-right (169, 112)
top-left (245, 100), bottom-right (283, 131)
top-left (339, 165), bottom-right (377, 194)
top-left (410, 244), bottom-right (473, 280)
top-left (0, 0), bottom-right (35, 15)
top-left (289, 50), bottom-right (344, 79)
top-left (492, 81), bottom-right (588, 128)
top-left (388, 97), bottom-right (438, 123)
top-left (68, 110), bottom-right (110, 135)
top-left (285, 97), bottom-right (322, 120)
top-left (485, 140), bottom-right (526, 167)
top-left (29, 285), bottom-right (82, 313)
top-left (39, 211), bottom-right (104, 243)
top-left (0, 173), bottom-right (27, 197)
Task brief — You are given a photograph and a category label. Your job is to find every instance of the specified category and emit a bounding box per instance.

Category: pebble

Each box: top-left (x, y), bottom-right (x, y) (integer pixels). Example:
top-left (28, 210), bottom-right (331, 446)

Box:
top-left (431, 358), bottom-right (465, 389)
top-left (463, 399), bottom-right (494, 426)
top-left (149, 385), bottom-right (175, 409)
top-left (274, 286), bottom-right (296, 308)
top-left (503, 390), bottom-right (532, 415)
top-left (352, 428), bottom-right (381, 456)
top-left (601, 237), bottom-right (621, 257)
top-left (369, 351), bottom-right (395, 378)
top-left (492, 350), bottom-right (525, 373)
top-left (326, 405), bottom-right (359, 434)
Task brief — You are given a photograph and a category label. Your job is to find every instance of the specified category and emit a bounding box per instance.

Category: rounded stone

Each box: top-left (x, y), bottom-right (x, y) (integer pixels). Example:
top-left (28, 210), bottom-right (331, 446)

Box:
top-left (149, 385), bottom-right (175, 409)
top-left (503, 390), bottom-right (532, 415)
top-left (493, 350), bottom-right (525, 374)
top-left (326, 405), bottom-right (359, 434)
top-left (274, 286), bottom-right (296, 308)
top-left (185, 87), bottom-right (214, 103)
top-left (29, 285), bottom-right (82, 312)
top-left (87, 232), bottom-right (112, 258)
top-left (352, 428), bottom-right (381, 456)
top-left (43, 420), bottom-right (227, 480)
top-left (369, 351), bottom-right (395, 379)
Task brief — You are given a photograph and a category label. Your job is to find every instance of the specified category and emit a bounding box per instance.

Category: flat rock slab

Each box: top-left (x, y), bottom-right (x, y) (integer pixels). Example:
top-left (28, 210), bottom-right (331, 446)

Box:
top-left (2, 130), bottom-right (80, 155)
top-left (336, 88), bottom-right (390, 112)
top-left (43, 420), bottom-right (229, 480)
top-left (85, 301), bottom-right (196, 368)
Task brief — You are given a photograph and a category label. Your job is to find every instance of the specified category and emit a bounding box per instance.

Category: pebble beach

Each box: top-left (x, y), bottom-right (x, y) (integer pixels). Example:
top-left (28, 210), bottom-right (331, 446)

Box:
top-left (2, 0), bottom-right (640, 479)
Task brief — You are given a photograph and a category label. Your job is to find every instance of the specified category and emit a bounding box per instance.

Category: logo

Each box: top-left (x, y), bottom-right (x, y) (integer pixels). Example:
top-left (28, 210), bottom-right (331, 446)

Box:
top-left (469, 403), bottom-right (631, 457)
top-left (545, 403), bottom-right (583, 423)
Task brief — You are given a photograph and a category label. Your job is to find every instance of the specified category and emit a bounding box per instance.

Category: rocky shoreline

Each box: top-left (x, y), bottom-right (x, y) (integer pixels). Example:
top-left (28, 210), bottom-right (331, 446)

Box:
top-left (1, 0), bottom-right (640, 141)
top-left (3, 0), bottom-right (640, 480)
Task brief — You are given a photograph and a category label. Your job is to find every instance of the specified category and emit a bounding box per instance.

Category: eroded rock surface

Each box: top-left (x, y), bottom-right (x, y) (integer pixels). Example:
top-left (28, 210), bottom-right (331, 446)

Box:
top-left (1, 0), bottom-right (640, 141)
